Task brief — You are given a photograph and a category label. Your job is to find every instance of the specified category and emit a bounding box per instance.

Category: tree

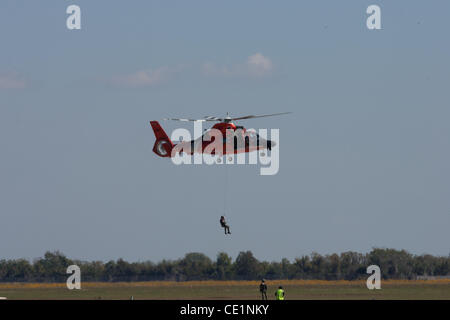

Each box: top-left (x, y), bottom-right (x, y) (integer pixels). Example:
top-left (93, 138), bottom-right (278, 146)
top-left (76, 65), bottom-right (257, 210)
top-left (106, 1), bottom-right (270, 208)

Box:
top-left (293, 256), bottom-right (312, 279)
top-left (216, 252), bottom-right (233, 280)
top-left (235, 251), bottom-right (260, 280)
top-left (1, 249), bottom-right (448, 283)
top-left (281, 258), bottom-right (294, 279)
top-left (179, 253), bottom-right (213, 280)
top-left (324, 254), bottom-right (340, 280)
top-left (310, 252), bottom-right (325, 279)
top-left (33, 251), bottom-right (73, 282)
top-left (340, 251), bottom-right (365, 280)
top-left (368, 248), bottom-right (413, 279)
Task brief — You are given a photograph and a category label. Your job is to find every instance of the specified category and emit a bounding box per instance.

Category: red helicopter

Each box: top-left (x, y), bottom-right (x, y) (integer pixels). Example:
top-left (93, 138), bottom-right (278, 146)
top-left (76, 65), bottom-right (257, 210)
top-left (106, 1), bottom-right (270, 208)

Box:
top-left (150, 112), bottom-right (290, 158)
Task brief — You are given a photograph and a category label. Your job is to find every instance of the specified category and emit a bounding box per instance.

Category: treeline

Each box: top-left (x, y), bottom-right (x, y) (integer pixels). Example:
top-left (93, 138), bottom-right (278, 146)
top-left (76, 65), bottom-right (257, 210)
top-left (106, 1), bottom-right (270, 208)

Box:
top-left (0, 248), bottom-right (449, 282)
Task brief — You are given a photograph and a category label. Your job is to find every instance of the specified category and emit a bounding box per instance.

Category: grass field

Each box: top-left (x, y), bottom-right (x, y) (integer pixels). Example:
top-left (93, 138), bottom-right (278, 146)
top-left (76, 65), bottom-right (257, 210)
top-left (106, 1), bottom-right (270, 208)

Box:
top-left (0, 280), bottom-right (449, 300)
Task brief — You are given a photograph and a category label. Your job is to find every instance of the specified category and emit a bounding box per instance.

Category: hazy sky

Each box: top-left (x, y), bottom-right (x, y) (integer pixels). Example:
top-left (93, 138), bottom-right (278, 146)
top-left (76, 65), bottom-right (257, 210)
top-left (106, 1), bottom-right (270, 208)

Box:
top-left (1, 1), bottom-right (449, 263)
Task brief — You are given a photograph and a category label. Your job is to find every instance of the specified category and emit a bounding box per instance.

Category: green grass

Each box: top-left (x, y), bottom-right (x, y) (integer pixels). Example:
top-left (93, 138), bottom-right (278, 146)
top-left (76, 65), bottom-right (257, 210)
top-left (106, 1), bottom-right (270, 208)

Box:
top-left (0, 281), bottom-right (449, 300)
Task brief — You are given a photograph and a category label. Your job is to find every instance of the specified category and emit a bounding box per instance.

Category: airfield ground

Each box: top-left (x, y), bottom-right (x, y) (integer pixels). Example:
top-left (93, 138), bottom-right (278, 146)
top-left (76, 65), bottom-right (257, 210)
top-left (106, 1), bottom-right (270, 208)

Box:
top-left (0, 280), bottom-right (448, 300)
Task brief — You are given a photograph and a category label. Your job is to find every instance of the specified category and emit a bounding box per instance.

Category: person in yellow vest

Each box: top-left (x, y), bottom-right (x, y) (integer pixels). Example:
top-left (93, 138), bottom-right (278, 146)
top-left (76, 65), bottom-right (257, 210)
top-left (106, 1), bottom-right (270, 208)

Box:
top-left (275, 286), bottom-right (285, 300)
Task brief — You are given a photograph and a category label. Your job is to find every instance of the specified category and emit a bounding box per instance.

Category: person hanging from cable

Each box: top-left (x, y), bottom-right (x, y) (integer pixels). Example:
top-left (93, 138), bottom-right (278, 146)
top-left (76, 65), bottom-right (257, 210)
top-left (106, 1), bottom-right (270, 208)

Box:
top-left (220, 216), bottom-right (231, 235)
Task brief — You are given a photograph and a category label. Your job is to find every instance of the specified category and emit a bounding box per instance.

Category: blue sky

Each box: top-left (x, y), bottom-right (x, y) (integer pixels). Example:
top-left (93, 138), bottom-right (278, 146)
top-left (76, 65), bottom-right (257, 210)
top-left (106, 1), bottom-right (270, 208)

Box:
top-left (1, 1), bottom-right (449, 262)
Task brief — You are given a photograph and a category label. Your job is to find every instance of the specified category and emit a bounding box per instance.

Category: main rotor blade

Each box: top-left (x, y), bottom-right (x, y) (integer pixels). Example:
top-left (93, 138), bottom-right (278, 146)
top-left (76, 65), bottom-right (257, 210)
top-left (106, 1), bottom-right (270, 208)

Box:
top-left (203, 116), bottom-right (224, 121)
top-left (164, 112), bottom-right (291, 123)
top-left (163, 118), bottom-right (206, 122)
top-left (231, 112), bottom-right (292, 121)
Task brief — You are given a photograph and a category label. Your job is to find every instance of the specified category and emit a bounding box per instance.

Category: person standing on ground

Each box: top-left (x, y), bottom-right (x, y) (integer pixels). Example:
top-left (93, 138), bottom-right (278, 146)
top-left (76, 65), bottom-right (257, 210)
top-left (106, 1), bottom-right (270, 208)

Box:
top-left (275, 286), bottom-right (285, 300)
top-left (259, 279), bottom-right (268, 300)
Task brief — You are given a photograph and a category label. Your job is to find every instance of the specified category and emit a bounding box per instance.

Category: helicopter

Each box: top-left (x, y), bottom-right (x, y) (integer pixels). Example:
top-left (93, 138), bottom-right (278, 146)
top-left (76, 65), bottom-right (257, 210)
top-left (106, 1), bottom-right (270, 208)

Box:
top-left (150, 112), bottom-right (290, 158)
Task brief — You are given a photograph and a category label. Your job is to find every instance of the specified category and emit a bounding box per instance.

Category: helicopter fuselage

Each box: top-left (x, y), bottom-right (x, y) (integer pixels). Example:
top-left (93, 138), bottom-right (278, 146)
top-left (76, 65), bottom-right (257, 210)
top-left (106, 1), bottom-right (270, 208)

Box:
top-left (150, 121), bottom-right (274, 157)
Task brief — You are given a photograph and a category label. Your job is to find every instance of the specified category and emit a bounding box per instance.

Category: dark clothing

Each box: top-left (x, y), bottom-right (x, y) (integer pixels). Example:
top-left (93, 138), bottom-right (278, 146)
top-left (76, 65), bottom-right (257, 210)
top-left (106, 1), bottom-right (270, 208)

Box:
top-left (260, 283), bottom-right (268, 300)
top-left (260, 283), bottom-right (267, 292)
top-left (220, 218), bottom-right (230, 234)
